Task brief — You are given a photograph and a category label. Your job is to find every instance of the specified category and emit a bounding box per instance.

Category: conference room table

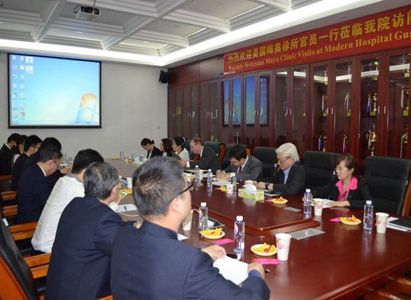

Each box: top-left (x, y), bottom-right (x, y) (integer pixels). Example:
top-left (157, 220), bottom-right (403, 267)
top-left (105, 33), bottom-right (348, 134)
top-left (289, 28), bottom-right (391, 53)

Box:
top-left (111, 159), bottom-right (411, 300)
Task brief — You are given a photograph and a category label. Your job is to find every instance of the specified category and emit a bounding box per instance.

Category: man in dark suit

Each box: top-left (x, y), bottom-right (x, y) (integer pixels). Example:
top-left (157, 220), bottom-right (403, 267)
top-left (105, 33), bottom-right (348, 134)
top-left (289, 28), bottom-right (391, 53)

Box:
top-left (21, 137), bottom-right (63, 186)
top-left (16, 145), bottom-right (62, 224)
top-left (257, 143), bottom-right (305, 195)
top-left (0, 133), bottom-right (20, 175)
top-left (111, 157), bottom-right (270, 300)
top-left (45, 162), bottom-right (125, 300)
top-left (179, 137), bottom-right (221, 174)
top-left (216, 144), bottom-right (263, 181)
top-left (11, 135), bottom-right (42, 190)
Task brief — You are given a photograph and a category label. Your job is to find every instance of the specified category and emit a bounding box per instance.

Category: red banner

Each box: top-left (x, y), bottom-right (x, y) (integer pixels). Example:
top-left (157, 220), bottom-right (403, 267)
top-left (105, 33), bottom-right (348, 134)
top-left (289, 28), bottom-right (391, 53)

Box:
top-left (224, 5), bottom-right (411, 75)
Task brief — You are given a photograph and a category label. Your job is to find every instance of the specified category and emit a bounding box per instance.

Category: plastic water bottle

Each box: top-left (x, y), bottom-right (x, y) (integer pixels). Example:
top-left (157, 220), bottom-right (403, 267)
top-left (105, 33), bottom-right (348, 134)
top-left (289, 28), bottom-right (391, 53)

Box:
top-left (234, 216), bottom-right (245, 254)
top-left (231, 173), bottom-right (237, 190)
top-left (199, 202), bottom-right (208, 231)
top-left (120, 150), bottom-right (124, 163)
top-left (363, 200), bottom-right (373, 231)
top-left (139, 155), bottom-right (144, 162)
top-left (194, 165), bottom-right (200, 185)
top-left (303, 189), bottom-right (313, 216)
top-left (207, 169), bottom-right (213, 188)
top-left (130, 152), bottom-right (135, 162)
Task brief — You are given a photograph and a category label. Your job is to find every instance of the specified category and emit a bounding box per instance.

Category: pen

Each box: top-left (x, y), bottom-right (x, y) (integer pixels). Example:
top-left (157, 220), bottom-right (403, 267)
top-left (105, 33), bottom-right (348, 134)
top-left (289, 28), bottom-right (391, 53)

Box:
top-left (264, 268), bottom-right (270, 274)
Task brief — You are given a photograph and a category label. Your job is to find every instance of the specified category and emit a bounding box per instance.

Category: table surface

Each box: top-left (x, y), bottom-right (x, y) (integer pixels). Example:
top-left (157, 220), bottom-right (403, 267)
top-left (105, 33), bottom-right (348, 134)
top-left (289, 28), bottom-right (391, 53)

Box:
top-left (111, 159), bottom-right (411, 300)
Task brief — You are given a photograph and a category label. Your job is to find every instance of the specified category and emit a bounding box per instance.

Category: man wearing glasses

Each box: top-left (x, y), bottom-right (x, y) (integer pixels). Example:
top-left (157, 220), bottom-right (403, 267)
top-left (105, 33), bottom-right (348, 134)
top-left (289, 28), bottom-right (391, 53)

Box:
top-left (16, 145), bottom-right (62, 224)
top-left (111, 156), bottom-right (270, 299)
top-left (46, 162), bottom-right (125, 300)
top-left (256, 143), bottom-right (305, 196)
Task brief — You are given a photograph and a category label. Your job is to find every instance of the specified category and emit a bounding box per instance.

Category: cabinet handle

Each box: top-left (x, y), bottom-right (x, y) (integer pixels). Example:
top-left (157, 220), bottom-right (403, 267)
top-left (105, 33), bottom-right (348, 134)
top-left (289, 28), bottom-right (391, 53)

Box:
top-left (377, 106), bottom-right (380, 114)
top-left (331, 107), bottom-right (334, 115)
top-left (192, 112), bottom-right (195, 118)
top-left (289, 108), bottom-right (292, 116)
top-left (257, 109), bottom-right (260, 116)
top-left (384, 106), bottom-right (387, 115)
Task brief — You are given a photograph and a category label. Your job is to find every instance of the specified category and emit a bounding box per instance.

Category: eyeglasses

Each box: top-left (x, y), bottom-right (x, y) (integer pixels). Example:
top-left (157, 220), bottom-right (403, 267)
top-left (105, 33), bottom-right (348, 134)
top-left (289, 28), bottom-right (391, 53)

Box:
top-left (278, 157), bottom-right (290, 165)
top-left (166, 183), bottom-right (193, 205)
top-left (179, 183), bottom-right (193, 196)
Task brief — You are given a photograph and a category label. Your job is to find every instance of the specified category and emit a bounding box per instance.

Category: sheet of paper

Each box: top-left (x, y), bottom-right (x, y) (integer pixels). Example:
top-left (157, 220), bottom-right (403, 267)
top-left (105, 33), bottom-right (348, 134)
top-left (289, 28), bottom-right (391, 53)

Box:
top-left (311, 199), bottom-right (335, 208)
top-left (283, 207), bottom-right (301, 212)
top-left (117, 204), bottom-right (137, 213)
top-left (213, 256), bottom-right (248, 285)
top-left (212, 181), bottom-right (229, 186)
top-left (177, 233), bottom-right (188, 241)
top-left (289, 228), bottom-right (325, 240)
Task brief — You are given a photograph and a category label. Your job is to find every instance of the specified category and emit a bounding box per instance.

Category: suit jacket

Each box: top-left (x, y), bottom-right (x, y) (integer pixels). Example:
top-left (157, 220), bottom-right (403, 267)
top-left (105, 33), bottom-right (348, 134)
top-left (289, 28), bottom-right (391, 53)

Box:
top-left (147, 146), bottom-right (162, 158)
top-left (261, 162), bottom-right (305, 195)
top-left (111, 221), bottom-right (270, 300)
top-left (0, 144), bottom-right (12, 175)
top-left (312, 176), bottom-right (372, 208)
top-left (189, 146), bottom-right (221, 174)
top-left (11, 153), bottom-right (28, 190)
top-left (224, 155), bottom-right (263, 181)
top-left (21, 152), bottom-right (63, 186)
top-left (16, 164), bottom-right (54, 224)
top-left (45, 196), bottom-right (125, 300)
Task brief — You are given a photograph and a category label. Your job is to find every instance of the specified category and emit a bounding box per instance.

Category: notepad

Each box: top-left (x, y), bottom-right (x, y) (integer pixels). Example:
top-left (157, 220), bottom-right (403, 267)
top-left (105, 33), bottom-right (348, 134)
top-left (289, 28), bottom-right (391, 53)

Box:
top-left (289, 228), bottom-right (325, 240)
top-left (213, 256), bottom-right (248, 285)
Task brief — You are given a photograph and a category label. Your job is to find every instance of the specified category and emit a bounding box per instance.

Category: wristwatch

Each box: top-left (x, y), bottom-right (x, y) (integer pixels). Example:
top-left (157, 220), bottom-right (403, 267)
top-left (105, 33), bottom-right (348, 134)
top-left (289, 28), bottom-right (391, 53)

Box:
top-left (265, 182), bottom-right (270, 189)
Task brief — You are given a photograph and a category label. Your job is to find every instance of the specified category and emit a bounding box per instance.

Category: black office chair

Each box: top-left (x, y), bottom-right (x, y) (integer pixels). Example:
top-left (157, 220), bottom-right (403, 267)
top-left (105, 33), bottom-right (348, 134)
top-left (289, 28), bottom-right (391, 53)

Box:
top-left (253, 147), bottom-right (277, 178)
top-left (0, 212), bottom-right (45, 300)
top-left (204, 141), bottom-right (226, 164)
top-left (303, 151), bottom-right (340, 189)
top-left (364, 156), bottom-right (411, 215)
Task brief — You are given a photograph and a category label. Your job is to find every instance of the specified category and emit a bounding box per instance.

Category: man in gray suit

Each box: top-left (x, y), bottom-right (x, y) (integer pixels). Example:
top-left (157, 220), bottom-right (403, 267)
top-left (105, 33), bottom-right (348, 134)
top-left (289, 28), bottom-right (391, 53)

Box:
top-left (216, 144), bottom-right (262, 181)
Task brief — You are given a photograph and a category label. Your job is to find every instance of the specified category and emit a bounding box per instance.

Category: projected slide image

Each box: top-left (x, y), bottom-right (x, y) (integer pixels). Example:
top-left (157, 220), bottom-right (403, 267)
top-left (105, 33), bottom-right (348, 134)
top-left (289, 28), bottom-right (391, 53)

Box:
top-left (9, 54), bottom-right (101, 128)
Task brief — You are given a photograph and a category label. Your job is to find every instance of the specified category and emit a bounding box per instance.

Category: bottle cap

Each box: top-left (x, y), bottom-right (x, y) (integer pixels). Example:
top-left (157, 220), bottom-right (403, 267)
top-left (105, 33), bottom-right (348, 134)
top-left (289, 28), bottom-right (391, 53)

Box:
top-left (366, 200), bottom-right (372, 205)
top-left (201, 202), bottom-right (207, 207)
top-left (208, 169), bottom-right (211, 172)
top-left (236, 216), bottom-right (243, 221)
top-left (306, 189), bottom-right (311, 192)
top-left (195, 165), bottom-right (199, 168)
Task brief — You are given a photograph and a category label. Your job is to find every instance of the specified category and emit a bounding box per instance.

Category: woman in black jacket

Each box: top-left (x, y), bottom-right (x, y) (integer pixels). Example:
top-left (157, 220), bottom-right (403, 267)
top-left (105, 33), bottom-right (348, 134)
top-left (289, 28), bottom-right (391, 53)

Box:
top-left (140, 138), bottom-right (162, 159)
top-left (312, 154), bottom-right (372, 208)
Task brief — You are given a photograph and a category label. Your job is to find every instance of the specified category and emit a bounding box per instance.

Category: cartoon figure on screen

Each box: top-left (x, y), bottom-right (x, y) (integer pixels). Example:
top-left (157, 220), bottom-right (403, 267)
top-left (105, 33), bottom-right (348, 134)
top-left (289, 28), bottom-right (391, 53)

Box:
top-left (75, 93), bottom-right (99, 125)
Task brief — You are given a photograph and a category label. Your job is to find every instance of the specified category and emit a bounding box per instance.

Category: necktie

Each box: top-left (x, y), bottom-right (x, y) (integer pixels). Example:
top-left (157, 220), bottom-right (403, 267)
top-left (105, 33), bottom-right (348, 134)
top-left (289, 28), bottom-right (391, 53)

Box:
top-left (239, 166), bottom-right (243, 173)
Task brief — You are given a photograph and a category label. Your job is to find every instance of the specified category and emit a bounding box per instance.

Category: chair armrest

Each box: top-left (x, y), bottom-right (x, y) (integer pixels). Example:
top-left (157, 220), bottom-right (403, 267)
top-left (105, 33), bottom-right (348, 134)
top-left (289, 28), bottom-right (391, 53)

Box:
top-left (9, 222), bottom-right (37, 233)
top-left (0, 175), bottom-right (12, 181)
top-left (1, 191), bottom-right (17, 201)
top-left (25, 253), bottom-right (51, 267)
top-left (12, 229), bottom-right (35, 241)
top-left (1, 205), bottom-right (17, 217)
top-left (31, 264), bottom-right (48, 279)
top-left (98, 296), bottom-right (113, 300)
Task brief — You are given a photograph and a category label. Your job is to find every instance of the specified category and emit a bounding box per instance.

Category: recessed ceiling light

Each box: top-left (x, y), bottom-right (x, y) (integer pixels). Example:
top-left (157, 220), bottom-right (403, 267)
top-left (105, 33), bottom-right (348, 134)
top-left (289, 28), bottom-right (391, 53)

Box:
top-left (76, 31), bottom-right (83, 34)
top-left (143, 41), bottom-right (149, 43)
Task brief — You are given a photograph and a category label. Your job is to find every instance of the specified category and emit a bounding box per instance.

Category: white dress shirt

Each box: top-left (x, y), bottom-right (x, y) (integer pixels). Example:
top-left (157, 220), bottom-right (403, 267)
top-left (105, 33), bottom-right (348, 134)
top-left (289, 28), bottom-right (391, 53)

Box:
top-left (32, 174), bottom-right (85, 253)
top-left (177, 148), bottom-right (190, 161)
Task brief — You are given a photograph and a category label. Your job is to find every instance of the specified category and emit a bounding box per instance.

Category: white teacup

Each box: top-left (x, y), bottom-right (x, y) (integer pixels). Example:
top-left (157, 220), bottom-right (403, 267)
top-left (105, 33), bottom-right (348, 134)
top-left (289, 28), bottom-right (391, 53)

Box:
top-left (226, 183), bottom-right (234, 194)
top-left (275, 233), bottom-right (292, 261)
top-left (313, 198), bottom-right (324, 216)
top-left (182, 210), bottom-right (193, 231)
top-left (376, 212), bottom-right (389, 234)
top-left (127, 177), bottom-right (133, 189)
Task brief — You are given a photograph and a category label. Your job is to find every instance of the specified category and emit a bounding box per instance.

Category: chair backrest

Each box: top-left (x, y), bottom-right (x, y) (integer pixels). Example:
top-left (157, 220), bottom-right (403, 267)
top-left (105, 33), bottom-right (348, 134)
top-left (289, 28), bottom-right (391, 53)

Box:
top-left (303, 151), bottom-right (340, 188)
top-left (253, 147), bottom-right (277, 178)
top-left (0, 213), bottom-right (39, 300)
top-left (364, 156), bottom-right (411, 215)
top-left (204, 142), bottom-right (226, 164)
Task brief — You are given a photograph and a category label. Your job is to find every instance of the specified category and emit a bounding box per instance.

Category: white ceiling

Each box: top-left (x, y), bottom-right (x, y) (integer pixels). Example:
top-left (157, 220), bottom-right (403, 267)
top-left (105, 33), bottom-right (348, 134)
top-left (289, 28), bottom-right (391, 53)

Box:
top-left (0, 0), bottom-right (410, 67)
